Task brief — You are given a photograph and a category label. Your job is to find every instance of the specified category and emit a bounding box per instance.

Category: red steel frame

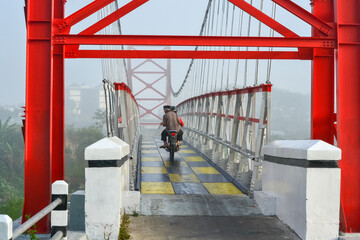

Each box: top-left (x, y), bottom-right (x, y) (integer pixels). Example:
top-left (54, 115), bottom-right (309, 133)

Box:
top-left (24, 0), bottom-right (360, 233)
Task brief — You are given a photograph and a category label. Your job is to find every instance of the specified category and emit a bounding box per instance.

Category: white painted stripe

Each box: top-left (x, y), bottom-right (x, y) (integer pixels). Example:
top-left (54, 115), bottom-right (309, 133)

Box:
top-left (51, 211), bottom-right (68, 226)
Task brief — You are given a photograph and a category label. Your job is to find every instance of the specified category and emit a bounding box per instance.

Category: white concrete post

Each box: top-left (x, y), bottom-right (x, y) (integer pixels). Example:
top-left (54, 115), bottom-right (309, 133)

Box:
top-left (0, 215), bottom-right (12, 240)
top-left (51, 180), bottom-right (68, 239)
top-left (255, 140), bottom-right (341, 240)
top-left (84, 136), bottom-right (130, 240)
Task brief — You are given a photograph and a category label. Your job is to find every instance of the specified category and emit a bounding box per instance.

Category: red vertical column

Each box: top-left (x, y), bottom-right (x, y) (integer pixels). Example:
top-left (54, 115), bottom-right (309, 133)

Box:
top-left (51, 0), bottom-right (65, 182)
top-left (336, 0), bottom-right (360, 233)
top-left (311, 0), bottom-right (335, 144)
top-left (23, 0), bottom-right (52, 233)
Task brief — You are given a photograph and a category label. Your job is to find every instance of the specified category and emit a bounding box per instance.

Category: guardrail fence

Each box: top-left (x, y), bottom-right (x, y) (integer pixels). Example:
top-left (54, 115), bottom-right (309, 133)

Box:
top-left (103, 81), bottom-right (140, 191)
top-left (177, 84), bottom-right (271, 196)
top-left (0, 181), bottom-right (68, 240)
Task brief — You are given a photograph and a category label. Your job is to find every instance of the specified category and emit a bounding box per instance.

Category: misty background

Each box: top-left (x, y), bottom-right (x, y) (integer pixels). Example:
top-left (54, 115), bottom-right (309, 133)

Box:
top-left (0, 0), bottom-right (310, 219)
top-left (0, 0), bottom-right (311, 136)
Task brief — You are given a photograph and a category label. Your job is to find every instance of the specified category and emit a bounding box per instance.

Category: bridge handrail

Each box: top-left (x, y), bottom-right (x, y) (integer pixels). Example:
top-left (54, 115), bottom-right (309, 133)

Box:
top-left (0, 181), bottom-right (68, 240)
top-left (183, 126), bottom-right (258, 160)
top-left (177, 84), bottom-right (271, 196)
top-left (113, 82), bottom-right (140, 191)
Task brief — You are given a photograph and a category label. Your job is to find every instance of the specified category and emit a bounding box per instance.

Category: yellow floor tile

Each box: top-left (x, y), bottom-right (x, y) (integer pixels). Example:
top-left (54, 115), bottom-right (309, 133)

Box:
top-left (192, 167), bottom-right (220, 175)
top-left (203, 183), bottom-right (243, 195)
top-left (142, 157), bottom-right (162, 161)
top-left (184, 156), bottom-right (206, 162)
top-left (141, 182), bottom-right (175, 194)
top-left (181, 149), bottom-right (196, 153)
top-left (169, 174), bottom-right (200, 183)
top-left (141, 167), bottom-right (167, 174)
top-left (142, 144), bottom-right (156, 148)
top-left (181, 145), bottom-right (189, 148)
top-left (164, 161), bottom-right (188, 168)
top-left (142, 150), bottom-right (158, 154)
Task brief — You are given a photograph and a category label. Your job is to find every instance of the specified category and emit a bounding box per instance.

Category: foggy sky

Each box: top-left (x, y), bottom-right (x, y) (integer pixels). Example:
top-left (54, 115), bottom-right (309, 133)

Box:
top-left (0, 0), bottom-right (311, 106)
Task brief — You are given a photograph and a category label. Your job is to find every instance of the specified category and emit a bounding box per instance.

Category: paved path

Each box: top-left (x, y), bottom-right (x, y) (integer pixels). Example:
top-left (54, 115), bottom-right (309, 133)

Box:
top-left (132, 136), bottom-right (301, 239)
top-left (130, 215), bottom-right (300, 240)
top-left (141, 137), bottom-right (243, 195)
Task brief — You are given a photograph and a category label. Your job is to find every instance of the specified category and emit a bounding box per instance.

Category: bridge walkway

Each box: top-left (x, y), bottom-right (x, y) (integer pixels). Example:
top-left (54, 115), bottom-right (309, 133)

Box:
top-left (132, 135), bottom-right (301, 239)
top-left (140, 136), bottom-right (243, 195)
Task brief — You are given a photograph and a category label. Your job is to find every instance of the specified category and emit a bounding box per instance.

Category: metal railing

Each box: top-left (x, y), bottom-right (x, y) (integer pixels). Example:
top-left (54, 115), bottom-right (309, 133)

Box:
top-left (0, 181), bottom-right (68, 240)
top-left (114, 82), bottom-right (140, 191)
top-left (177, 84), bottom-right (271, 196)
top-left (102, 80), bottom-right (140, 190)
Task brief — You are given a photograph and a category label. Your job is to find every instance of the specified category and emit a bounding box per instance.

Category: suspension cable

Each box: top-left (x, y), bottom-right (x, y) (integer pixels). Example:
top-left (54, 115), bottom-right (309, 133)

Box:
top-left (171, 0), bottom-right (214, 97)
top-left (266, 2), bottom-right (277, 83)
top-left (243, 0), bottom-right (253, 88)
top-left (254, 0), bottom-right (264, 86)
top-left (234, 6), bottom-right (244, 89)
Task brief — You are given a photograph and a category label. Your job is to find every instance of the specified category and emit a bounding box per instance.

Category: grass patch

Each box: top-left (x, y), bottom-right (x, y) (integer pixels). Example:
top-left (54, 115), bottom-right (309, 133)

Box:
top-left (118, 211), bottom-right (131, 240)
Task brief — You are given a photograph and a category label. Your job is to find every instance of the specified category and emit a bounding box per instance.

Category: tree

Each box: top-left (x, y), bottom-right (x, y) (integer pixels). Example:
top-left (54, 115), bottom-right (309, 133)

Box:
top-left (65, 125), bottom-right (104, 192)
top-left (0, 117), bottom-right (25, 219)
top-left (93, 108), bottom-right (107, 134)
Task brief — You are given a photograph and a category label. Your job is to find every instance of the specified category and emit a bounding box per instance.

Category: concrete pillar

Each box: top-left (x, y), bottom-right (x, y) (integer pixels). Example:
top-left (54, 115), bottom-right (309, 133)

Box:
top-left (51, 180), bottom-right (68, 239)
top-left (69, 190), bottom-right (85, 231)
top-left (84, 136), bottom-right (130, 240)
top-left (255, 140), bottom-right (341, 240)
top-left (0, 215), bottom-right (12, 240)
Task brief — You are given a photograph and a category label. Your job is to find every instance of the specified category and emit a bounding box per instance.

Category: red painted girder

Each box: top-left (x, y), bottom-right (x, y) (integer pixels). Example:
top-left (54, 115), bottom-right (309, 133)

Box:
top-left (272, 0), bottom-right (333, 36)
top-left (55, 0), bottom-right (115, 33)
top-left (311, 0), bottom-right (335, 144)
top-left (56, 34), bottom-right (335, 48)
top-left (51, 0), bottom-right (65, 183)
top-left (66, 49), bottom-right (312, 59)
top-left (23, 0), bottom-right (52, 233)
top-left (228, 0), bottom-right (299, 37)
top-left (80, 0), bottom-right (149, 35)
top-left (336, 0), bottom-right (360, 233)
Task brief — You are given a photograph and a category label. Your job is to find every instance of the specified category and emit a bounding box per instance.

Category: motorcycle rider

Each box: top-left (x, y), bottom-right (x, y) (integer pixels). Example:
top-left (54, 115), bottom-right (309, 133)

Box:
top-left (160, 105), bottom-right (182, 148)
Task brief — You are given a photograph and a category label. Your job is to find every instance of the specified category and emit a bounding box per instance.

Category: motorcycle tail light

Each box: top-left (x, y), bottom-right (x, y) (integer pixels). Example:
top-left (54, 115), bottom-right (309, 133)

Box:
top-left (171, 133), bottom-right (176, 136)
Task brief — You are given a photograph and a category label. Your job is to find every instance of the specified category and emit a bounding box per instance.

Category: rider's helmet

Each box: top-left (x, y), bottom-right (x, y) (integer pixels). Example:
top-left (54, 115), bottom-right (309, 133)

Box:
top-left (163, 105), bottom-right (171, 110)
top-left (170, 106), bottom-right (176, 112)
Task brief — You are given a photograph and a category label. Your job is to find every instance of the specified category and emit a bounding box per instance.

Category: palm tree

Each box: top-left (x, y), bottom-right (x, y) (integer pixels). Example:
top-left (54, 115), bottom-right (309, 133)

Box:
top-left (0, 117), bottom-right (24, 174)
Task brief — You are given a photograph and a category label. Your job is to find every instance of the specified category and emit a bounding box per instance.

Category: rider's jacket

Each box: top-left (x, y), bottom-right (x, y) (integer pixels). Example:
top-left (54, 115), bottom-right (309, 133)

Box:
top-left (163, 111), bottom-right (181, 132)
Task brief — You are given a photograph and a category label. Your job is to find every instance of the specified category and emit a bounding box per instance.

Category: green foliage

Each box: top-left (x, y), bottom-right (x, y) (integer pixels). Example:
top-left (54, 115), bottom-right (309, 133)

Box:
top-left (0, 189), bottom-right (23, 219)
top-left (0, 117), bottom-right (24, 174)
top-left (131, 211), bottom-right (139, 217)
top-left (118, 211), bottom-right (131, 240)
top-left (93, 109), bottom-right (107, 133)
top-left (0, 116), bottom-right (24, 219)
top-left (65, 125), bottom-right (104, 192)
top-left (24, 215), bottom-right (39, 240)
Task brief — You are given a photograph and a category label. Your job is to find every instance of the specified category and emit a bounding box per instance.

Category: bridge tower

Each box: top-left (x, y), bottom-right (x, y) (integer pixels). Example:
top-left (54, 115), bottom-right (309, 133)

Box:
top-left (127, 47), bottom-right (171, 125)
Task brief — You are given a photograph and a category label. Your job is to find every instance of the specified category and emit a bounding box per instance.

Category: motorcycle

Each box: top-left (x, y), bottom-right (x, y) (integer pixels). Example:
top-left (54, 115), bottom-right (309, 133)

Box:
top-left (166, 130), bottom-right (179, 162)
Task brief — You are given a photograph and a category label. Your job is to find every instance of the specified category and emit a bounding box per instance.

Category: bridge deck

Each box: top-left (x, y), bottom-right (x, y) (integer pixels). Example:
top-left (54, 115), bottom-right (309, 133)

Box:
top-left (140, 136), bottom-right (243, 195)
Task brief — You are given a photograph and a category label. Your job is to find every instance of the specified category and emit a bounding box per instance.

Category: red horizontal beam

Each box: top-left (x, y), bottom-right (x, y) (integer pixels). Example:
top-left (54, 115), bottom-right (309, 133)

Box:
top-left (55, 35), bottom-right (335, 48)
top-left (65, 50), bottom-right (312, 60)
top-left (272, 0), bottom-right (333, 36)
top-left (228, 0), bottom-right (299, 37)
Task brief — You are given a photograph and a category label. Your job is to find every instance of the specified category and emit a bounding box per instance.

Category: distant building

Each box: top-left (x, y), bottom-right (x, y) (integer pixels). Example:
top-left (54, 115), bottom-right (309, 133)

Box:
top-left (65, 84), bottom-right (105, 127)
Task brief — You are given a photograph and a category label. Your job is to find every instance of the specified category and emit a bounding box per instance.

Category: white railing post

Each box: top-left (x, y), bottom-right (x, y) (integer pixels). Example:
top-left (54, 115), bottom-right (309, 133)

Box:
top-left (84, 136), bottom-right (134, 240)
top-left (51, 180), bottom-right (68, 239)
top-left (0, 215), bottom-right (12, 240)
